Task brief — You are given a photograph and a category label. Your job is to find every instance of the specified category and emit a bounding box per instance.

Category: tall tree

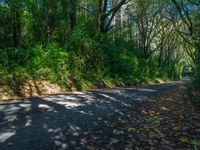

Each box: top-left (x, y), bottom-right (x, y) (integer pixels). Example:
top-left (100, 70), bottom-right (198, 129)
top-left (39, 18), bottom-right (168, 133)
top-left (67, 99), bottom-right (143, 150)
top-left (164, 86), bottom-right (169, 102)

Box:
top-left (97, 0), bottom-right (130, 33)
top-left (9, 0), bottom-right (22, 47)
top-left (128, 0), bottom-right (171, 58)
top-left (69, 0), bottom-right (77, 31)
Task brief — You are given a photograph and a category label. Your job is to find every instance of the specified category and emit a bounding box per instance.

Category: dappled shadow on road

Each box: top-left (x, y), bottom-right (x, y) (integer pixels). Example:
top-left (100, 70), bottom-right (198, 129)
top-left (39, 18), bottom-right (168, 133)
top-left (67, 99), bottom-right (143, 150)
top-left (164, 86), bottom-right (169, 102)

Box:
top-left (0, 83), bottom-right (185, 150)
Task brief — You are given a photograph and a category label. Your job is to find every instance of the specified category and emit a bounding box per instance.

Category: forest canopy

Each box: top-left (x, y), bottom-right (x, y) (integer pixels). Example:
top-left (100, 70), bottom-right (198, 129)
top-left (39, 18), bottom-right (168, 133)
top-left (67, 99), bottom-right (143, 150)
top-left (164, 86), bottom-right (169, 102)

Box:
top-left (0, 0), bottom-right (199, 102)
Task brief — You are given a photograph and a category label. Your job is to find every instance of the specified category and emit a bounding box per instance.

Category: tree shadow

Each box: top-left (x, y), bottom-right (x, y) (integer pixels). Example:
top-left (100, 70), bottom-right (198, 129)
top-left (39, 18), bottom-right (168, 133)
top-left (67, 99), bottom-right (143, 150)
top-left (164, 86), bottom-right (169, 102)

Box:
top-left (0, 84), bottom-right (173, 150)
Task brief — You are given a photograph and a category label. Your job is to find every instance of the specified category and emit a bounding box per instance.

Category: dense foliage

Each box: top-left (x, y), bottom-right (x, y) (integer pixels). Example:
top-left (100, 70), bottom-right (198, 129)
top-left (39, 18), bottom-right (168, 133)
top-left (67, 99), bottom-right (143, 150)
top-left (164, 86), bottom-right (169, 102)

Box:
top-left (0, 0), bottom-right (198, 103)
top-left (171, 0), bottom-right (200, 109)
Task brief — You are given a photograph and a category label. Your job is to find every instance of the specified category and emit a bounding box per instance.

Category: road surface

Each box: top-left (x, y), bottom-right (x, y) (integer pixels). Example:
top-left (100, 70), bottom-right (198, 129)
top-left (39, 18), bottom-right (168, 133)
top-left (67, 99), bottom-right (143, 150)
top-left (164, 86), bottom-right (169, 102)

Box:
top-left (0, 80), bottom-right (186, 150)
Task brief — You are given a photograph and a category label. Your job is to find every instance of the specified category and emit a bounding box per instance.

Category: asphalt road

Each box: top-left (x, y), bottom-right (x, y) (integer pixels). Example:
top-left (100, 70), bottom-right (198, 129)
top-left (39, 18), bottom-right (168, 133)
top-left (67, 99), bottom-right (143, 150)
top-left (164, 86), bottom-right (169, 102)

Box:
top-left (0, 80), bottom-right (186, 150)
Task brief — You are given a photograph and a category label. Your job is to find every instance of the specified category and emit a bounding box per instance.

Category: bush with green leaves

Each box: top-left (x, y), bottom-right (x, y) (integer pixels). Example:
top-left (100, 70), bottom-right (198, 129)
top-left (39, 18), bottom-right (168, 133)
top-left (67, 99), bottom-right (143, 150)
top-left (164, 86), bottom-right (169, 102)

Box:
top-left (0, 47), bottom-right (33, 70)
top-left (115, 50), bottom-right (138, 77)
top-left (66, 25), bottom-right (106, 80)
top-left (0, 44), bottom-right (70, 95)
top-left (27, 43), bottom-right (69, 83)
top-left (194, 46), bottom-right (200, 90)
top-left (191, 43), bottom-right (200, 109)
top-left (138, 58), bottom-right (159, 78)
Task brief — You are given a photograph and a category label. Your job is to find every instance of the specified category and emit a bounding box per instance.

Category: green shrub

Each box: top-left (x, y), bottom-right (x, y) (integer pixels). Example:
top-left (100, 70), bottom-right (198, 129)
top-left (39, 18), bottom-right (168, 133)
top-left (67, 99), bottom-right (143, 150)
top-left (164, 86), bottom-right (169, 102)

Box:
top-left (103, 43), bottom-right (138, 77)
top-left (138, 59), bottom-right (159, 78)
top-left (27, 43), bottom-right (69, 83)
top-left (80, 82), bottom-right (90, 91)
top-left (119, 50), bottom-right (138, 76)
top-left (0, 47), bottom-right (33, 70)
top-left (194, 47), bottom-right (200, 90)
top-left (66, 25), bottom-right (108, 80)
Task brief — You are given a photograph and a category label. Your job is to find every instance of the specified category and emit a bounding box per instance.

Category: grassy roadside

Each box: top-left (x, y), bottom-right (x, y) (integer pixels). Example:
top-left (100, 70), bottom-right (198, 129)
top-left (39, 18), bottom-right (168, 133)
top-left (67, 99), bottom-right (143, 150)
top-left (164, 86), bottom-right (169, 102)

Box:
top-left (0, 77), bottom-right (171, 101)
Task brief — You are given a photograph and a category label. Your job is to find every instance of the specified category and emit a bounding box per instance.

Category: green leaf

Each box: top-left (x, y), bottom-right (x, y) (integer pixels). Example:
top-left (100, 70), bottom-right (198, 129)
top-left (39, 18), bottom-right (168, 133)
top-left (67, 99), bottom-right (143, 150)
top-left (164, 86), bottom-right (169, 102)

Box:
top-left (180, 138), bottom-right (190, 144)
top-left (191, 140), bottom-right (198, 145)
top-left (128, 128), bottom-right (136, 133)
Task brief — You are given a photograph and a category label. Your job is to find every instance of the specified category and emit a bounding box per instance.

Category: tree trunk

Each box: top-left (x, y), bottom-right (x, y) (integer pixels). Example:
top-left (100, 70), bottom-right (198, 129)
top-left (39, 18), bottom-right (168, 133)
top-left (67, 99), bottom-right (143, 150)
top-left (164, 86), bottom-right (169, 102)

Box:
top-left (12, 8), bottom-right (21, 47)
top-left (69, 0), bottom-right (77, 31)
